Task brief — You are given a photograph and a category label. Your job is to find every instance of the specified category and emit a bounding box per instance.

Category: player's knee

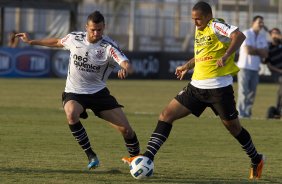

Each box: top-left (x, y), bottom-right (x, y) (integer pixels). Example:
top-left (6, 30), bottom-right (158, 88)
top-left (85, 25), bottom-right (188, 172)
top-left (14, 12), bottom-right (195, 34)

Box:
top-left (120, 127), bottom-right (134, 139)
top-left (223, 119), bottom-right (242, 136)
top-left (65, 110), bottom-right (80, 123)
top-left (159, 110), bottom-right (175, 123)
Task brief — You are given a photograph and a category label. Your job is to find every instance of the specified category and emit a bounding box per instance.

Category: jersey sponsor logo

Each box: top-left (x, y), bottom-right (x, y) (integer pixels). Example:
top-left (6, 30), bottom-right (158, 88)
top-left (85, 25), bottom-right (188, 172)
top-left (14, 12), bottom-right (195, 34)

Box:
top-left (73, 54), bottom-right (101, 73)
top-left (197, 32), bottom-right (203, 37)
top-left (195, 36), bottom-right (211, 43)
top-left (214, 23), bottom-right (228, 36)
top-left (0, 51), bottom-right (13, 75)
top-left (196, 48), bottom-right (204, 55)
top-left (195, 56), bottom-right (213, 62)
top-left (195, 36), bottom-right (212, 46)
top-left (74, 33), bottom-right (86, 42)
top-left (15, 51), bottom-right (50, 76)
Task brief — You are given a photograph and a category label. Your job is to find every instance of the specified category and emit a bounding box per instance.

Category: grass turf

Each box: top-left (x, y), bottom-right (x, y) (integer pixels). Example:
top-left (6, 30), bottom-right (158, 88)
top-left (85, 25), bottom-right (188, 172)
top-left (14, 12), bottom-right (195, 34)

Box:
top-left (0, 79), bottom-right (281, 184)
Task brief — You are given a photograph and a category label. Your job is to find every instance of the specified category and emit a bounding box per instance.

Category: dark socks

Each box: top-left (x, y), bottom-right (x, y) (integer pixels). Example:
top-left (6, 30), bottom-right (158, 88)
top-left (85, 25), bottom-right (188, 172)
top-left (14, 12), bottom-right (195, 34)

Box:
top-left (143, 121), bottom-right (172, 161)
top-left (124, 132), bottom-right (140, 157)
top-left (69, 121), bottom-right (96, 160)
top-left (235, 127), bottom-right (261, 164)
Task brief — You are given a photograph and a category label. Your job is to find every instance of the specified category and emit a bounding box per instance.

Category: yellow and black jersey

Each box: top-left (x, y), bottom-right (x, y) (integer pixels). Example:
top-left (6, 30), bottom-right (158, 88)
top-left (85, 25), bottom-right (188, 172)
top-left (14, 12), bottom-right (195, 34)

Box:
top-left (193, 18), bottom-right (240, 80)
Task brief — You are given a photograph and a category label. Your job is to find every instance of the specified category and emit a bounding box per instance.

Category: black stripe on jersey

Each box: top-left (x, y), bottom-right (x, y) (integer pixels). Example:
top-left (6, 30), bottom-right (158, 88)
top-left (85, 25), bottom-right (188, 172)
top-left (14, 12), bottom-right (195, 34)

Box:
top-left (101, 39), bottom-right (125, 56)
top-left (101, 63), bottom-right (109, 81)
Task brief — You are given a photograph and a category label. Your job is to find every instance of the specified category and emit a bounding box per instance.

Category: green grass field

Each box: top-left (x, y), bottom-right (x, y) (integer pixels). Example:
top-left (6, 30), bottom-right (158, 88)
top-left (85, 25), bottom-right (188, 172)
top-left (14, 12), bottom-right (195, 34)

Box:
top-left (0, 78), bottom-right (282, 184)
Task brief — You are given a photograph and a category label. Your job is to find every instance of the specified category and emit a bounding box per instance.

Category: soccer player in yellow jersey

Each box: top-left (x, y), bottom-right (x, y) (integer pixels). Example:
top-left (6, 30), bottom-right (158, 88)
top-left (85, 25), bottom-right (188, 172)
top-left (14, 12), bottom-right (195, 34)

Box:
top-left (123, 1), bottom-right (265, 180)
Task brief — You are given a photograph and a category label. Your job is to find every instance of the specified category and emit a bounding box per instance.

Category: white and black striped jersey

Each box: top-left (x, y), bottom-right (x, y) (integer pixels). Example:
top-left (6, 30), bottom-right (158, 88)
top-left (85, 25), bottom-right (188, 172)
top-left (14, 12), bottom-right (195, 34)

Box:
top-left (60, 32), bottom-right (128, 94)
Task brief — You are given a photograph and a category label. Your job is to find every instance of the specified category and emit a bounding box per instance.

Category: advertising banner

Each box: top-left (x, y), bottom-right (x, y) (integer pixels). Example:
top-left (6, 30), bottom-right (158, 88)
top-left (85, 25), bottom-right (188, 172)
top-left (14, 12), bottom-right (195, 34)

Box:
top-left (0, 47), bottom-right (51, 77)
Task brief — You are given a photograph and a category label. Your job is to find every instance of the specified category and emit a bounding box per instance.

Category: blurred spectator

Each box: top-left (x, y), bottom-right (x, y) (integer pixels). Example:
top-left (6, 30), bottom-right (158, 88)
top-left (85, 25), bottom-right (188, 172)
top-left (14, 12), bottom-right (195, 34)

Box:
top-left (8, 30), bottom-right (19, 48)
top-left (236, 16), bottom-right (268, 118)
top-left (264, 28), bottom-right (282, 118)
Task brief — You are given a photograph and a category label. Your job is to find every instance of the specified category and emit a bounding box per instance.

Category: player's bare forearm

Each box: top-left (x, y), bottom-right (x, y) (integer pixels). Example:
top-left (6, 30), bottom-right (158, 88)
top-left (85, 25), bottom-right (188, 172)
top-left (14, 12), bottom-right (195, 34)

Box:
top-left (184, 58), bottom-right (195, 70)
top-left (16, 33), bottom-right (63, 48)
top-left (175, 58), bottom-right (194, 80)
top-left (118, 60), bottom-right (133, 79)
top-left (120, 60), bottom-right (133, 74)
top-left (28, 38), bottom-right (63, 48)
top-left (225, 30), bottom-right (246, 58)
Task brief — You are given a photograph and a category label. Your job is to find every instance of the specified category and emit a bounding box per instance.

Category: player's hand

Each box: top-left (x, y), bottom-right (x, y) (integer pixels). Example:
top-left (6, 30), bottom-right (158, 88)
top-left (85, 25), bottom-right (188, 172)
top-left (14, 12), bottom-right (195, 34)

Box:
top-left (15, 33), bottom-right (31, 44)
top-left (118, 61), bottom-right (133, 79)
top-left (118, 68), bottom-right (128, 79)
top-left (175, 66), bottom-right (188, 80)
top-left (216, 55), bottom-right (228, 67)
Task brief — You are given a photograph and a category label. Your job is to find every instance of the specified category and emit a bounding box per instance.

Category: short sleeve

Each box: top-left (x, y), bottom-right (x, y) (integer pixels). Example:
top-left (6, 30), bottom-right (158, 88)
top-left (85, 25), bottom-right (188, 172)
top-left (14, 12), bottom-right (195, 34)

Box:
top-left (212, 21), bottom-right (238, 38)
top-left (109, 45), bottom-right (128, 65)
top-left (60, 34), bottom-right (72, 50)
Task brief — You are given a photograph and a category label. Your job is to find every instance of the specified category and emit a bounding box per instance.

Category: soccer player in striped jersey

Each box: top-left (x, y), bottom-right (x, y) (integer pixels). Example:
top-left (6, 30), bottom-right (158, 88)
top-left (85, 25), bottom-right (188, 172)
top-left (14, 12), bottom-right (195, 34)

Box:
top-left (16, 11), bottom-right (140, 170)
top-left (123, 1), bottom-right (265, 180)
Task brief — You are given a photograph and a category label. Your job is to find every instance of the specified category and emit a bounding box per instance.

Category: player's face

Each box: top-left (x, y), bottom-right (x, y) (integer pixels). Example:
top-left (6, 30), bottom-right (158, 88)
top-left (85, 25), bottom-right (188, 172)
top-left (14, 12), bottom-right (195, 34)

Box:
top-left (86, 21), bottom-right (105, 43)
top-left (192, 10), bottom-right (211, 31)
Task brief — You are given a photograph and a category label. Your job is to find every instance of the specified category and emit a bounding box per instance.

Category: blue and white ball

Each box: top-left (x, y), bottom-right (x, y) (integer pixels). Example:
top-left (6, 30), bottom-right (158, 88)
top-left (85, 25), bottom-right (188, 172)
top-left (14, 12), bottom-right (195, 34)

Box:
top-left (130, 156), bottom-right (154, 179)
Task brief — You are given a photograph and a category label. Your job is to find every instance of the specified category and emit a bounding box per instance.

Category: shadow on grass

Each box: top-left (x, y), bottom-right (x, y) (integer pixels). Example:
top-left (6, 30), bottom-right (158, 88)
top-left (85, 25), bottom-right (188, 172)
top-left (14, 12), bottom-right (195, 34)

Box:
top-left (1, 167), bottom-right (280, 184)
top-left (0, 167), bottom-right (123, 175)
top-left (141, 174), bottom-right (281, 184)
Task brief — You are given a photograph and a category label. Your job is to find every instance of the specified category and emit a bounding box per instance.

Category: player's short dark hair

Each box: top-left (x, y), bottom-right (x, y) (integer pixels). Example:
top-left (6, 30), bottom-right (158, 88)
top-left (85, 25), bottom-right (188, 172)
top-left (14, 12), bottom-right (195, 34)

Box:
top-left (252, 15), bottom-right (263, 22)
top-left (192, 1), bottom-right (212, 16)
top-left (87, 11), bottom-right (105, 24)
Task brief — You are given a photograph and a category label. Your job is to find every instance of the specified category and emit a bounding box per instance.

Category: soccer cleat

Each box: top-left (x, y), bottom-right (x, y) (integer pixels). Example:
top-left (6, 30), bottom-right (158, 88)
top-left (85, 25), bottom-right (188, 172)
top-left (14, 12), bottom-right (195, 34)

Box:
top-left (88, 156), bottom-right (100, 170)
top-left (249, 154), bottom-right (266, 179)
top-left (122, 155), bottom-right (140, 165)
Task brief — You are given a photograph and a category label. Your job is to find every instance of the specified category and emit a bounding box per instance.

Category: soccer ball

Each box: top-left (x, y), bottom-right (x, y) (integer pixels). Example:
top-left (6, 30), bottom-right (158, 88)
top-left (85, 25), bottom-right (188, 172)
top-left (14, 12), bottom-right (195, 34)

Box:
top-left (129, 156), bottom-right (154, 179)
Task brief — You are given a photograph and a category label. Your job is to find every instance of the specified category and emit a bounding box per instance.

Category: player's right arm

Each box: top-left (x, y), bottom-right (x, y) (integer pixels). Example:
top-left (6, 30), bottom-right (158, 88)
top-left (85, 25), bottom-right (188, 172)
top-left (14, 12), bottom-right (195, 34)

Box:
top-left (16, 33), bottom-right (63, 48)
top-left (175, 58), bottom-right (195, 80)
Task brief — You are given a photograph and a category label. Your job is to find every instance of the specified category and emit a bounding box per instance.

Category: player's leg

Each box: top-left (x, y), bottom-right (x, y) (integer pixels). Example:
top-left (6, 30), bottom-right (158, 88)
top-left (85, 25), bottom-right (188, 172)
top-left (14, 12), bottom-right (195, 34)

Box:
top-left (140, 84), bottom-right (207, 162)
top-left (222, 118), bottom-right (265, 179)
top-left (212, 86), bottom-right (264, 179)
top-left (141, 99), bottom-right (191, 161)
top-left (63, 94), bottom-right (99, 169)
top-left (99, 108), bottom-right (140, 157)
top-left (122, 84), bottom-right (205, 163)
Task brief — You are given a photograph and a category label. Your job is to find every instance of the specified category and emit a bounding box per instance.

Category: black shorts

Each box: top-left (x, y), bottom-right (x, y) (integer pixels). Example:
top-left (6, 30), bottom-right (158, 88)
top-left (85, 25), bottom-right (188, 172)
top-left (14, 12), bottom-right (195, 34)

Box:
top-left (175, 83), bottom-right (238, 120)
top-left (62, 87), bottom-right (123, 117)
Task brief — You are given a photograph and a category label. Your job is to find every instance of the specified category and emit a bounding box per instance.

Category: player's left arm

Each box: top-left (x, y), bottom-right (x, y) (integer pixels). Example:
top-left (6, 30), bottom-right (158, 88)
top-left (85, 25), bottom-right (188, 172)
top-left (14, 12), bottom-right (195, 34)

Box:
top-left (118, 60), bottom-right (133, 79)
top-left (108, 40), bottom-right (133, 79)
top-left (217, 30), bottom-right (246, 67)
